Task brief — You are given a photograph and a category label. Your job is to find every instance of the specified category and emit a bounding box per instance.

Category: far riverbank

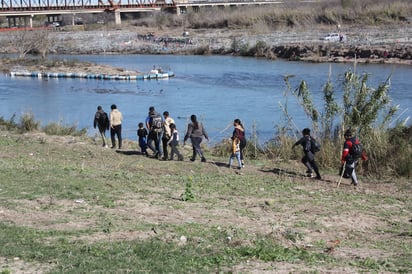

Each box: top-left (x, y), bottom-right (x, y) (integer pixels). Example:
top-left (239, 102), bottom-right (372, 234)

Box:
top-left (0, 26), bottom-right (411, 65)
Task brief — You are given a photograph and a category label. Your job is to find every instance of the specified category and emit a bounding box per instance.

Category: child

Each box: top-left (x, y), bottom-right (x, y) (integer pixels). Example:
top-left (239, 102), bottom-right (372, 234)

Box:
top-left (229, 136), bottom-right (242, 169)
top-left (137, 122), bottom-right (148, 156)
top-left (167, 123), bottom-right (183, 161)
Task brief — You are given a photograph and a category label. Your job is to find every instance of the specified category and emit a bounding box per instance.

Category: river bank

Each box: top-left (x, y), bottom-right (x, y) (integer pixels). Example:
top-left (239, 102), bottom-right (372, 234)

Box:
top-left (0, 25), bottom-right (411, 66)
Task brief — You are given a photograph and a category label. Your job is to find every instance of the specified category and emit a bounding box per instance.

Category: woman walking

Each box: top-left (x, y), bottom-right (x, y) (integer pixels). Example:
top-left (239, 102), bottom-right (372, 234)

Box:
top-left (184, 115), bottom-right (209, 162)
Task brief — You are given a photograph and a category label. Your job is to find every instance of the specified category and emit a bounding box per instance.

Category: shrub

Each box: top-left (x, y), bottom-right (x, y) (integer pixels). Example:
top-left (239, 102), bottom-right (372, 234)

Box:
top-left (43, 121), bottom-right (86, 136)
top-left (19, 112), bottom-right (40, 132)
top-left (0, 114), bottom-right (18, 131)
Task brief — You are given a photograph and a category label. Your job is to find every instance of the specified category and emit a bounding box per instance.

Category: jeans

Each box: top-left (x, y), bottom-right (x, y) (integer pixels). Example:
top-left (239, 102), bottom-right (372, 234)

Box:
top-left (170, 140), bottom-right (183, 160)
top-left (139, 137), bottom-right (147, 155)
top-left (147, 130), bottom-right (162, 157)
top-left (229, 151), bottom-right (242, 169)
top-left (98, 125), bottom-right (107, 146)
top-left (302, 151), bottom-right (321, 178)
top-left (348, 160), bottom-right (358, 184)
top-left (110, 124), bottom-right (122, 149)
top-left (162, 135), bottom-right (171, 159)
top-left (190, 136), bottom-right (205, 160)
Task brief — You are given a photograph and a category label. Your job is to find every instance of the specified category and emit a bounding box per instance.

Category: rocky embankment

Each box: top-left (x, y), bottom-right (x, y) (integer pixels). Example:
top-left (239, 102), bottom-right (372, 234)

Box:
top-left (0, 26), bottom-right (411, 65)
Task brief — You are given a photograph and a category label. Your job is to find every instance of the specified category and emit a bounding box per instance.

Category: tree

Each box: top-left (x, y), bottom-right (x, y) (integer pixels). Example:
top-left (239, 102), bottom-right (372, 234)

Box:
top-left (13, 29), bottom-right (52, 59)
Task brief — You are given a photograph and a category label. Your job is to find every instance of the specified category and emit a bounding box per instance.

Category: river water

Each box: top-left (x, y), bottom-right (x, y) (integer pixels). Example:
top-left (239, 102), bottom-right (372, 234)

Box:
top-left (0, 54), bottom-right (411, 143)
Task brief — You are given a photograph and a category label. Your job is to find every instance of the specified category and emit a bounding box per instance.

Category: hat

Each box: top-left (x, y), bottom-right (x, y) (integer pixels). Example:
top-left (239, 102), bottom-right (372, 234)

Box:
top-left (302, 128), bottom-right (310, 135)
top-left (344, 129), bottom-right (352, 136)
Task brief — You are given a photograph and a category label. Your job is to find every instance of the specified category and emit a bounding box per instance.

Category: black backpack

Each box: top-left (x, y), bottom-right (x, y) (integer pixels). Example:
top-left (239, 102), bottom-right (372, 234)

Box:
top-left (150, 113), bottom-right (162, 130)
top-left (350, 138), bottom-right (363, 159)
top-left (98, 112), bottom-right (108, 127)
top-left (310, 137), bottom-right (321, 153)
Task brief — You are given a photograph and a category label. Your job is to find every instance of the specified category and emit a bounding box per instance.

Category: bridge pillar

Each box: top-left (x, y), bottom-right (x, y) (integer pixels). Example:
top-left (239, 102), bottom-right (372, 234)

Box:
top-left (114, 10), bottom-right (121, 25)
top-left (29, 15), bottom-right (34, 28)
top-left (7, 16), bottom-right (31, 28)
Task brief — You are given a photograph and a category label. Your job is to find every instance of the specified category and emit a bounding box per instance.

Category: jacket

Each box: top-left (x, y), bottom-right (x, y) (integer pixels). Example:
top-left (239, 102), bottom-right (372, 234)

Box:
top-left (184, 122), bottom-right (208, 141)
top-left (110, 109), bottom-right (123, 127)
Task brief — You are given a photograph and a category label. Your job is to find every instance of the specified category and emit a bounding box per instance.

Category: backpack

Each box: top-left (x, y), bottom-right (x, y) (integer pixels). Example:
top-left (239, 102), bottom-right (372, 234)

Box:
top-left (98, 112), bottom-right (108, 127)
top-left (150, 113), bottom-right (162, 130)
top-left (350, 138), bottom-right (363, 159)
top-left (310, 137), bottom-right (321, 153)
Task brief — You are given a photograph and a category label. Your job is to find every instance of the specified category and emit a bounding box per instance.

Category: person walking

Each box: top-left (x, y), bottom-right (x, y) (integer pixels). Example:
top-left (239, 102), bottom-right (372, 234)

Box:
top-left (93, 105), bottom-right (109, 147)
top-left (145, 106), bottom-right (163, 159)
top-left (184, 114), bottom-right (209, 162)
top-left (228, 135), bottom-right (242, 170)
top-left (162, 111), bottom-right (175, 160)
top-left (292, 128), bottom-right (321, 179)
top-left (167, 123), bottom-right (184, 161)
top-left (110, 104), bottom-right (123, 149)
top-left (341, 129), bottom-right (368, 186)
top-left (137, 122), bottom-right (148, 156)
top-left (232, 119), bottom-right (247, 167)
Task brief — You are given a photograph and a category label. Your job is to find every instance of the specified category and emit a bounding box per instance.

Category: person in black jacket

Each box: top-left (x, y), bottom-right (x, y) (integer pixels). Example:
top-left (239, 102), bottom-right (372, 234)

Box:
top-left (292, 128), bottom-right (321, 180)
top-left (93, 105), bottom-right (109, 148)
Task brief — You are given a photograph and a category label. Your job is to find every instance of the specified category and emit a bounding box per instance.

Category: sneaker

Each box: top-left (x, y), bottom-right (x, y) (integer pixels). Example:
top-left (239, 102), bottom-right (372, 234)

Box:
top-left (351, 181), bottom-right (358, 186)
top-left (201, 157), bottom-right (207, 162)
top-left (190, 158), bottom-right (196, 162)
top-left (306, 173), bottom-right (314, 178)
top-left (315, 176), bottom-right (322, 180)
top-left (111, 146), bottom-right (116, 149)
top-left (104, 145), bottom-right (108, 148)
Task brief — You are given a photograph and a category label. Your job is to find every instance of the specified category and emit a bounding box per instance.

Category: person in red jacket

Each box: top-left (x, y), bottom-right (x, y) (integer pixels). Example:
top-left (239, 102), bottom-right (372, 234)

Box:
top-left (341, 129), bottom-right (368, 186)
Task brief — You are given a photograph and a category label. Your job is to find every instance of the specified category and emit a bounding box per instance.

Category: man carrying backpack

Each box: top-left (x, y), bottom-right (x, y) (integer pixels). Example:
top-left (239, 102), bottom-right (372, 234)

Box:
top-left (93, 105), bottom-right (109, 148)
top-left (145, 106), bottom-right (163, 159)
top-left (292, 128), bottom-right (322, 180)
top-left (341, 129), bottom-right (368, 186)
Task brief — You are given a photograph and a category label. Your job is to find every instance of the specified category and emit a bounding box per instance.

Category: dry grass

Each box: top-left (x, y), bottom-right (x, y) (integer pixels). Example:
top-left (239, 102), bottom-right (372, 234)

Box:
top-left (130, 0), bottom-right (411, 31)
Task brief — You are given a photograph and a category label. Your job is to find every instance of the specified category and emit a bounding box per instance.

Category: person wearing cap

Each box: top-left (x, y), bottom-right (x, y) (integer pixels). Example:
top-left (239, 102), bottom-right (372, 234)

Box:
top-left (110, 104), bottom-right (123, 149)
top-left (341, 129), bottom-right (368, 186)
top-left (292, 128), bottom-right (322, 179)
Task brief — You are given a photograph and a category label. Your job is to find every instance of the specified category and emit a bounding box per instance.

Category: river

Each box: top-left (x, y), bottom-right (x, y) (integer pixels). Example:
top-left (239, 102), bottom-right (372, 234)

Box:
top-left (0, 54), bottom-right (411, 144)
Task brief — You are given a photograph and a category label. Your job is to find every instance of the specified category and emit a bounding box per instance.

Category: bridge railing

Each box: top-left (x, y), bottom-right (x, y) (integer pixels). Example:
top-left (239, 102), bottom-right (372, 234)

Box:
top-left (0, 0), bottom-right (173, 9)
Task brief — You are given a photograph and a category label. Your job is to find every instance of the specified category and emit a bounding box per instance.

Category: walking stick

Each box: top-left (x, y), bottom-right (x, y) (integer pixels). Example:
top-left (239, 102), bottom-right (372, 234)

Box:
top-left (337, 161), bottom-right (346, 188)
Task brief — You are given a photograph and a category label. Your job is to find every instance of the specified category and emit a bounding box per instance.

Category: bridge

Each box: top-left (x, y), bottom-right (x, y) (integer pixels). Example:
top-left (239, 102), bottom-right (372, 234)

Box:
top-left (0, 0), bottom-right (285, 27)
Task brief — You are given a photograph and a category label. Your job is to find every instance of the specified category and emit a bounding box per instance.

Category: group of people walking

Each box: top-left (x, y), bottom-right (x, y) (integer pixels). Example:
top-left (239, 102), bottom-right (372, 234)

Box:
top-left (94, 105), bottom-right (238, 164)
top-left (292, 127), bottom-right (367, 186)
top-left (94, 104), bottom-right (367, 185)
